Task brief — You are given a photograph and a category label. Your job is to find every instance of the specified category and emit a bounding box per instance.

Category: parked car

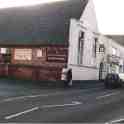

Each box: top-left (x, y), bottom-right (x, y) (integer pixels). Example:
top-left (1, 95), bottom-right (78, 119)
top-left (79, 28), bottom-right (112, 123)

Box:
top-left (104, 73), bottom-right (122, 88)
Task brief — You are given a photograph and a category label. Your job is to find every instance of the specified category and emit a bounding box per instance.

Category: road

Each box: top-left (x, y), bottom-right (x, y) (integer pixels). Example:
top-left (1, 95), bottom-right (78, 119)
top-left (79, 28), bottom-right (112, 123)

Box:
top-left (0, 79), bottom-right (123, 123)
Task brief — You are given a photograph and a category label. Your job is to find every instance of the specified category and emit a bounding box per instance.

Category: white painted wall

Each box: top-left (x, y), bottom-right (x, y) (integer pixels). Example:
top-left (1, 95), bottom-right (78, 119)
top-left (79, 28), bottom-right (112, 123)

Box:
top-left (82, 30), bottom-right (97, 67)
top-left (68, 0), bottom-right (100, 80)
top-left (69, 65), bottom-right (99, 80)
top-left (68, 19), bottom-right (99, 80)
top-left (68, 19), bottom-right (80, 65)
top-left (68, 0), bottom-right (124, 81)
top-left (80, 0), bottom-right (99, 32)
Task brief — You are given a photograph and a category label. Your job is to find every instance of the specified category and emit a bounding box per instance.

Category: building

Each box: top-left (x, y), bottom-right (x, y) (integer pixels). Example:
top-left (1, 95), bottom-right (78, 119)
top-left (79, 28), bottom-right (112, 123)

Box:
top-left (68, 0), bottom-right (124, 81)
top-left (0, 0), bottom-right (88, 80)
top-left (106, 35), bottom-right (124, 46)
top-left (98, 35), bottom-right (124, 80)
top-left (68, 0), bottom-right (100, 80)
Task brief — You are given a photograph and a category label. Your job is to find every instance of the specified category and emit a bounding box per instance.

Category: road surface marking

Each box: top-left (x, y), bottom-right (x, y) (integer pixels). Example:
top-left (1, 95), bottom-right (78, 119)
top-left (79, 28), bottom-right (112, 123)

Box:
top-left (2, 92), bottom-right (64, 102)
top-left (3, 96), bottom-right (30, 102)
top-left (5, 101), bottom-right (81, 120)
top-left (41, 101), bottom-right (82, 108)
top-left (96, 92), bottom-right (120, 100)
top-left (5, 107), bottom-right (39, 120)
top-left (1, 87), bottom-right (104, 103)
top-left (109, 118), bottom-right (124, 123)
top-left (3, 94), bottom-right (50, 102)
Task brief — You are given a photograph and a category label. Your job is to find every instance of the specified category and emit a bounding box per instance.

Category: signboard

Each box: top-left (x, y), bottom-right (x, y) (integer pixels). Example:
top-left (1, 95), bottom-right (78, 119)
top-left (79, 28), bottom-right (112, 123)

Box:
top-left (47, 47), bottom-right (67, 62)
top-left (14, 49), bottom-right (32, 60)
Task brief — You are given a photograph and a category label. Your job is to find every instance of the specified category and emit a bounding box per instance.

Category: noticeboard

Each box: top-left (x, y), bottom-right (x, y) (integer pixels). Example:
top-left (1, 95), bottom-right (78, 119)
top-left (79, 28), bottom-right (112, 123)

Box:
top-left (47, 47), bottom-right (67, 62)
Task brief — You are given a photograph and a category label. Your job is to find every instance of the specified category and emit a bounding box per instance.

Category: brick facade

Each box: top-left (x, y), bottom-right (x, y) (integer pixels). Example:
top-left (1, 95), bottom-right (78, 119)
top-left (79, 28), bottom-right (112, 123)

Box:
top-left (0, 64), bottom-right (62, 81)
top-left (1, 46), bottom-right (68, 80)
top-left (11, 46), bottom-right (68, 68)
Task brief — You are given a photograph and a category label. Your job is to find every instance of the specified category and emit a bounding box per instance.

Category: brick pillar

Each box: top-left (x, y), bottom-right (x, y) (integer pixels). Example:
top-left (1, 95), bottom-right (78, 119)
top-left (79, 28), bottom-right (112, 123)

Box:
top-left (5, 64), bottom-right (9, 76)
top-left (32, 68), bottom-right (39, 81)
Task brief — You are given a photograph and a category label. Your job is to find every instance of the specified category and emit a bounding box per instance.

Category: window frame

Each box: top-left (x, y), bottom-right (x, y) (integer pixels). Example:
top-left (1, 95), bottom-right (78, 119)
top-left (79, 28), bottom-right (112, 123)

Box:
top-left (77, 31), bottom-right (84, 65)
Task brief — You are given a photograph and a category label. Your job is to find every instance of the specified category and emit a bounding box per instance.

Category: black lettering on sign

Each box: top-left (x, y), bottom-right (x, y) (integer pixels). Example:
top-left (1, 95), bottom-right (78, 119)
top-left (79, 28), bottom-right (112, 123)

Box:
top-left (47, 47), bottom-right (67, 62)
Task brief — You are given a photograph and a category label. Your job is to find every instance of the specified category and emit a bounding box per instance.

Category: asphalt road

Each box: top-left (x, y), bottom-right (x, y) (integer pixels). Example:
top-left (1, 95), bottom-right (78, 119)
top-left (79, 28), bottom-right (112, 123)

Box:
top-left (0, 79), bottom-right (124, 123)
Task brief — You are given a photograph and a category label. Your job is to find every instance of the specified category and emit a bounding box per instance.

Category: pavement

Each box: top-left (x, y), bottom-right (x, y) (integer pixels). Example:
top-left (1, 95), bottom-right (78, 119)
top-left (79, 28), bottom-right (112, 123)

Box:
top-left (0, 78), bottom-right (123, 123)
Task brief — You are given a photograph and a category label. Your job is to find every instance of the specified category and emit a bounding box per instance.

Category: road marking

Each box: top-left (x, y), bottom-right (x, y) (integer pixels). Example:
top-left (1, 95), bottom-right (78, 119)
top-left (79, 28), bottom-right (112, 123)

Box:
top-left (5, 101), bottom-right (81, 120)
top-left (3, 94), bottom-right (50, 102)
top-left (108, 118), bottom-right (124, 123)
top-left (2, 92), bottom-right (65, 102)
top-left (5, 107), bottom-right (39, 120)
top-left (96, 92), bottom-right (120, 100)
top-left (3, 96), bottom-right (29, 102)
top-left (1, 87), bottom-right (104, 103)
top-left (42, 101), bottom-right (82, 108)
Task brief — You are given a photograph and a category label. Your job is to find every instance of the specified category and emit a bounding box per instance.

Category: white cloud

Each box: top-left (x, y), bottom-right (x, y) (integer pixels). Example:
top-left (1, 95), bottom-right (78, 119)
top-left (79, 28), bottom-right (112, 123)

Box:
top-left (93, 0), bottom-right (124, 35)
top-left (0, 0), bottom-right (66, 9)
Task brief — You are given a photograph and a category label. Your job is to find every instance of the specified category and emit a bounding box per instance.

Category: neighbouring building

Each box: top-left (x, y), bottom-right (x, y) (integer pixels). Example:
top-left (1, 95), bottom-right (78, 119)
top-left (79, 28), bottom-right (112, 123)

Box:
top-left (0, 0), bottom-right (88, 80)
top-left (98, 35), bottom-right (124, 80)
top-left (68, 0), bottom-right (124, 81)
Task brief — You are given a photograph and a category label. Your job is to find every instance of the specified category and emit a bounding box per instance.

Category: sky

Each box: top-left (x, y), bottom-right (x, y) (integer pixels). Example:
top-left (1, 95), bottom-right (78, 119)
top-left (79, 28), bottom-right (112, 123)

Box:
top-left (0, 0), bottom-right (123, 35)
top-left (93, 0), bottom-right (124, 35)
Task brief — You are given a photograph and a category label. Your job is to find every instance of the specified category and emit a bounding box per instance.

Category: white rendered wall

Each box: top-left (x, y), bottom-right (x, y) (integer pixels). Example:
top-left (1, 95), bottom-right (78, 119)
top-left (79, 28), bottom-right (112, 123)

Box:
top-left (80, 0), bottom-right (99, 33)
top-left (69, 65), bottom-right (99, 80)
top-left (68, 19), bottom-right (99, 80)
top-left (68, 0), bottom-right (124, 81)
top-left (68, 19), bottom-right (80, 65)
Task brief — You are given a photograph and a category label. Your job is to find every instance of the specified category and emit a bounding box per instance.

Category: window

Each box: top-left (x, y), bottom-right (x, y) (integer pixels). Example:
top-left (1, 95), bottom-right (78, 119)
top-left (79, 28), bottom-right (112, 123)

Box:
top-left (99, 44), bottom-right (105, 53)
top-left (1, 48), bottom-right (7, 54)
top-left (14, 49), bottom-right (32, 60)
top-left (112, 47), bottom-right (117, 55)
top-left (93, 38), bottom-right (98, 58)
top-left (77, 31), bottom-right (84, 64)
top-left (37, 49), bottom-right (44, 58)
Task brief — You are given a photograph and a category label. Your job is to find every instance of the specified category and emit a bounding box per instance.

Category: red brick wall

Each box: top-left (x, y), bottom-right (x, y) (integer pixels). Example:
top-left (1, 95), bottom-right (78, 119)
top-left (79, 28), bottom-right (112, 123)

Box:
top-left (0, 64), bottom-right (62, 81)
top-left (11, 46), bottom-right (68, 68)
top-left (8, 65), bottom-right (33, 80)
top-left (0, 46), bottom-right (68, 80)
top-left (0, 64), bottom-right (7, 76)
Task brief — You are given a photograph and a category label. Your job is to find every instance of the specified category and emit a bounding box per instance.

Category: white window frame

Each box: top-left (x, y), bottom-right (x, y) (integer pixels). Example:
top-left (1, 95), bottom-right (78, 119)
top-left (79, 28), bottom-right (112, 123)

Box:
top-left (36, 49), bottom-right (44, 58)
top-left (14, 49), bottom-right (32, 61)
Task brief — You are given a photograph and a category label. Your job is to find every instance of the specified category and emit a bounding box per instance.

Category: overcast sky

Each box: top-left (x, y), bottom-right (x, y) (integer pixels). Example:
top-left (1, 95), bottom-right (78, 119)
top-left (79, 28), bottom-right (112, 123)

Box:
top-left (93, 0), bottom-right (124, 35)
top-left (0, 0), bottom-right (123, 35)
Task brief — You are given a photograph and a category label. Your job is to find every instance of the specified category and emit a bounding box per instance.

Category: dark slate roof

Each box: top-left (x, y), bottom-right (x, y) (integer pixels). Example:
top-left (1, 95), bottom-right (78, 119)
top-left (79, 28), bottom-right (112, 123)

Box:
top-left (0, 0), bottom-right (88, 46)
top-left (106, 35), bottom-right (124, 46)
